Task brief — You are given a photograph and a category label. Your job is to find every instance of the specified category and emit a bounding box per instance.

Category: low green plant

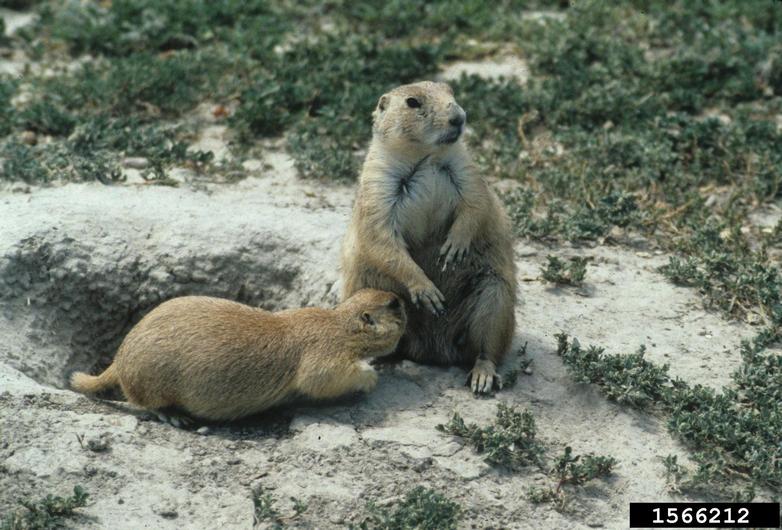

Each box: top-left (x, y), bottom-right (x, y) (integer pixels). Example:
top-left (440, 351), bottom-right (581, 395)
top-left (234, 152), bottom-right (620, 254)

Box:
top-left (555, 334), bottom-right (671, 407)
top-left (0, 485), bottom-right (89, 530)
top-left (0, 0), bottom-right (44, 9)
top-left (437, 403), bottom-right (545, 469)
top-left (501, 342), bottom-right (531, 389)
top-left (529, 447), bottom-right (617, 507)
top-left (659, 219), bottom-right (782, 326)
top-left (44, 52), bottom-right (222, 118)
top-left (231, 34), bottom-right (443, 180)
top-left (251, 487), bottom-right (279, 526)
top-left (38, 0), bottom-right (289, 57)
top-left (250, 487), bottom-right (309, 528)
top-left (0, 140), bottom-right (51, 183)
top-left (556, 333), bottom-right (782, 493)
top-left (291, 497), bottom-right (308, 517)
top-left (541, 256), bottom-right (589, 286)
top-left (356, 486), bottom-right (461, 530)
top-left (15, 96), bottom-right (76, 136)
top-left (552, 446), bottom-right (616, 488)
top-left (0, 77), bottom-right (16, 137)
top-left (438, 402), bottom-right (618, 505)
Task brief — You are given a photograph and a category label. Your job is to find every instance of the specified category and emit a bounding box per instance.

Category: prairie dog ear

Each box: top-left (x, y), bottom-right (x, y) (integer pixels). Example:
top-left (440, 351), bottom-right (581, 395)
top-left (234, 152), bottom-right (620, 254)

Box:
top-left (350, 310), bottom-right (376, 334)
top-left (360, 311), bottom-right (376, 326)
top-left (376, 94), bottom-right (389, 112)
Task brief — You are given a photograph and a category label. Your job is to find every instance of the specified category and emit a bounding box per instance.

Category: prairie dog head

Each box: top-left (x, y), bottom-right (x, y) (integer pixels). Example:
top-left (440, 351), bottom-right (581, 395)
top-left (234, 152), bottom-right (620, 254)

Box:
top-left (372, 81), bottom-right (467, 151)
top-left (338, 289), bottom-right (407, 357)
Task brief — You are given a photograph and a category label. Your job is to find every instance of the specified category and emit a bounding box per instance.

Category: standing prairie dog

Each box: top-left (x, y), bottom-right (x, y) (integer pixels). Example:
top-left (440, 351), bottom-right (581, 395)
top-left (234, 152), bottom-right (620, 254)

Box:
top-left (341, 81), bottom-right (517, 394)
top-left (70, 289), bottom-right (406, 423)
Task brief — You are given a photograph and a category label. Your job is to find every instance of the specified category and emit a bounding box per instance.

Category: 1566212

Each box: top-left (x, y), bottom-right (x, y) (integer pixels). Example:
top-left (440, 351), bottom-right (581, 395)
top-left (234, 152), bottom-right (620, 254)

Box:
top-left (629, 502), bottom-right (780, 528)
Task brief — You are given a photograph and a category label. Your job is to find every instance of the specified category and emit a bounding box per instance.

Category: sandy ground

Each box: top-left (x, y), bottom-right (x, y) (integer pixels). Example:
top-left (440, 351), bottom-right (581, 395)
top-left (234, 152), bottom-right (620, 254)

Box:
top-left (0, 152), bottom-right (772, 529)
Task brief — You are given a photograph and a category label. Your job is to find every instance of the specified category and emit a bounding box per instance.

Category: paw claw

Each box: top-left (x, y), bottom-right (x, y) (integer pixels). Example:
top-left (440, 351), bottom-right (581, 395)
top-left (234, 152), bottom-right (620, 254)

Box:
top-left (468, 358), bottom-right (500, 395)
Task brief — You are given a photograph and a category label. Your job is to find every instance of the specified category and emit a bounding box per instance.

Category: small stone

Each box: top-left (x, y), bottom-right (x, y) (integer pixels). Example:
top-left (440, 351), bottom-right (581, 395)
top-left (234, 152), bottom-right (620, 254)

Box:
top-left (20, 131), bottom-right (37, 146)
top-left (123, 157), bottom-right (149, 169)
top-left (84, 433), bottom-right (110, 452)
top-left (196, 426), bottom-right (210, 435)
top-left (242, 159), bottom-right (264, 172)
top-left (152, 500), bottom-right (178, 519)
top-left (523, 366), bottom-right (533, 375)
top-left (411, 457), bottom-right (433, 473)
top-left (609, 225), bottom-right (625, 239)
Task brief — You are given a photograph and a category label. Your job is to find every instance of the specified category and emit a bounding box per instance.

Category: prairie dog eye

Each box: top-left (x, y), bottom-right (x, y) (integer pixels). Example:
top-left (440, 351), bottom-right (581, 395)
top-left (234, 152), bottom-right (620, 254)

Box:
top-left (361, 312), bottom-right (375, 325)
top-left (406, 97), bottom-right (421, 109)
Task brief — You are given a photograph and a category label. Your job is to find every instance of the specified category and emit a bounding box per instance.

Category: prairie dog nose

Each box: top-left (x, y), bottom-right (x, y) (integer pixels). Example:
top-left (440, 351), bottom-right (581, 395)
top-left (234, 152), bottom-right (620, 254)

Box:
top-left (448, 105), bottom-right (466, 127)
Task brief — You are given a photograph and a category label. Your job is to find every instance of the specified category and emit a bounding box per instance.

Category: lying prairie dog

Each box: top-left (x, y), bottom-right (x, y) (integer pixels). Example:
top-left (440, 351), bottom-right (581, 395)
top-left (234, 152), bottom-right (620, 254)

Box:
top-left (70, 289), bottom-right (406, 424)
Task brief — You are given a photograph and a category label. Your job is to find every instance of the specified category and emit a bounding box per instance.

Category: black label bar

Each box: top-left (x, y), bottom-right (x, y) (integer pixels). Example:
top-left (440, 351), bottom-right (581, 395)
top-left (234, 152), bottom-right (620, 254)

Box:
top-left (629, 502), bottom-right (780, 528)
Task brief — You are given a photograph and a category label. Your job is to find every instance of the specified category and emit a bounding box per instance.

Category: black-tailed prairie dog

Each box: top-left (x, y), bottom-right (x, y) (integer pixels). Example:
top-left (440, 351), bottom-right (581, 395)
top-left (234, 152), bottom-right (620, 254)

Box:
top-left (70, 289), bottom-right (406, 423)
top-left (341, 81), bottom-right (517, 394)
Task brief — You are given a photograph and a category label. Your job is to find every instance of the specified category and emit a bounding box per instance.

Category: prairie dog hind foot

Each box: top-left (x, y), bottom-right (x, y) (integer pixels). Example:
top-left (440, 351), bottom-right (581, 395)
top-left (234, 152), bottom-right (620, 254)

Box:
top-left (467, 358), bottom-right (501, 394)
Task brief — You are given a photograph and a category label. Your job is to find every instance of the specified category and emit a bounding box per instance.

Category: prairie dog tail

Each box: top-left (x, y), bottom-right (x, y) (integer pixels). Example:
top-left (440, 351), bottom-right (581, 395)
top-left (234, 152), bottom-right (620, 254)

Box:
top-left (70, 363), bottom-right (119, 394)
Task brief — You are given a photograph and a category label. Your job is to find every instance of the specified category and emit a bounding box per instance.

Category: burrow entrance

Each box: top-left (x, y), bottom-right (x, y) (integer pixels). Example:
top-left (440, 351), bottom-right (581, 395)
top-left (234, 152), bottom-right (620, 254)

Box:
top-left (0, 231), bottom-right (309, 389)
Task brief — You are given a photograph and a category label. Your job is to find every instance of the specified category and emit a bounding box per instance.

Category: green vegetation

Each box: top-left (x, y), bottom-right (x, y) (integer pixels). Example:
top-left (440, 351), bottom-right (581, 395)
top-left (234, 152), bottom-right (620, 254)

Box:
top-left (529, 447), bottom-right (617, 507)
top-left (356, 486), bottom-right (461, 530)
top-left (2, 0), bottom-right (780, 197)
top-left (500, 342), bottom-right (531, 389)
top-left (438, 403), bottom-right (616, 506)
top-left (541, 256), bottom-right (589, 286)
top-left (557, 333), bottom-right (782, 496)
top-left (437, 403), bottom-right (545, 469)
top-left (0, 486), bottom-right (88, 530)
top-left (232, 35), bottom-right (442, 179)
top-left (0, 78), bottom-right (16, 138)
top-left (250, 486), bottom-right (308, 528)
top-left (251, 487), bottom-right (279, 526)
top-left (555, 334), bottom-right (670, 407)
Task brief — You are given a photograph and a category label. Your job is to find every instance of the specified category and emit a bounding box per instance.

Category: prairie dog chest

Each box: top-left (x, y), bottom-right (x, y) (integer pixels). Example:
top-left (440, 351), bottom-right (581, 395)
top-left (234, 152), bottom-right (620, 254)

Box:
top-left (391, 161), bottom-right (462, 244)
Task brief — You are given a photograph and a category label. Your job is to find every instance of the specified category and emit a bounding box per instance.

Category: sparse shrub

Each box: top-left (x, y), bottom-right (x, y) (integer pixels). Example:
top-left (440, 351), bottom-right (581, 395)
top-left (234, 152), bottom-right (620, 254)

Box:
top-left (251, 487), bottom-right (278, 526)
top-left (555, 334), bottom-right (670, 407)
top-left (231, 34), bottom-right (442, 179)
top-left (0, 78), bottom-right (16, 137)
top-left (16, 96), bottom-right (76, 136)
top-left (0, 486), bottom-right (88, 530)
top-left (41, 0), bottom-right (288, 57)
top-left (357, 486), bottom-right (461, 530)
top-left (557, 333), bottom-right (782, 492)
top-left (541, 256), bottom-right (589, 286)
top-left (49, 52), bottom-right (220, 117)
top-left (529, 447), bottom-right (617, 507)
top-left (0, 140), bottom-right (50, 183)
top-left (501, 342), bottom-right (531, 389)
top-left (659, 256), bottom-right (702, 287)
top-left (437, 403), bottom-right (545, 469)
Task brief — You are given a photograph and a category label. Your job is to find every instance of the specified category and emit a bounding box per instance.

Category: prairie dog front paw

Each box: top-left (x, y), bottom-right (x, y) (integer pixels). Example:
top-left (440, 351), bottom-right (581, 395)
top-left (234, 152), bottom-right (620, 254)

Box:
top-left (354, 361), bottom-right (378, 393)
top-left (408, 280), bottom-right (446, 316)
top-left (439, 232), bottom-right (471, 270)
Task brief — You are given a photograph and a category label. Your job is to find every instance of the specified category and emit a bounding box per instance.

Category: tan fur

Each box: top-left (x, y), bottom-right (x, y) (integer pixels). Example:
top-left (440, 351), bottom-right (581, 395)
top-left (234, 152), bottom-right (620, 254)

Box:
top-left (69, 289), bottom-right (406, 421)
top-left (341, 81), bottom-right (517, 393)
